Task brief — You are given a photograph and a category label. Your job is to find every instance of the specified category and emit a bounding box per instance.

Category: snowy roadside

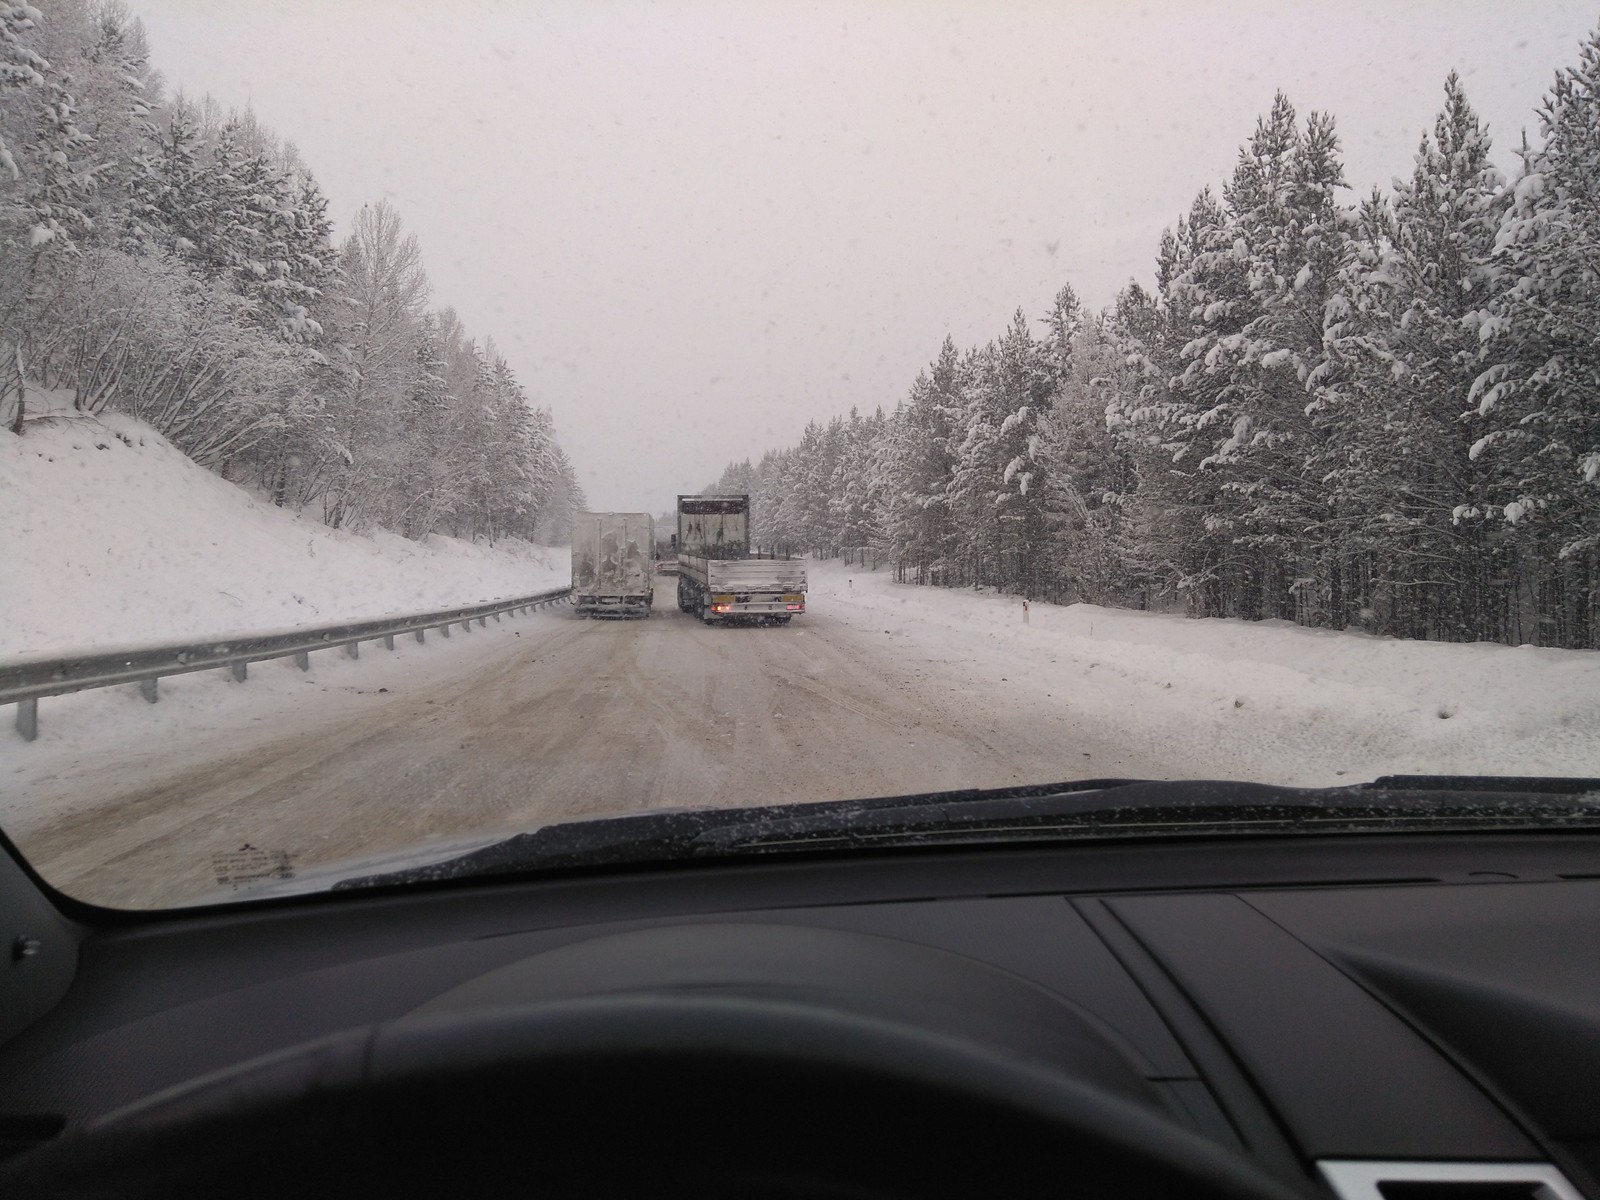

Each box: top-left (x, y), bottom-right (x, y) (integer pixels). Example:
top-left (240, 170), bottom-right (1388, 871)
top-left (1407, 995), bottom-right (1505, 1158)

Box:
top-left (805, 559), bottom-right (1600, 785)
top-left (1, 409), bottom-right (569, 659)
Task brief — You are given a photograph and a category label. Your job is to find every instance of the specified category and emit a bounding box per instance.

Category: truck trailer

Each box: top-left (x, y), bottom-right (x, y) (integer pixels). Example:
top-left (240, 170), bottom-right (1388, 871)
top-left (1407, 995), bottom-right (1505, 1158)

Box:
top-left (571, 511), bottom-right (655, 618)
top-left (675, 494), bottom-right (806, 624)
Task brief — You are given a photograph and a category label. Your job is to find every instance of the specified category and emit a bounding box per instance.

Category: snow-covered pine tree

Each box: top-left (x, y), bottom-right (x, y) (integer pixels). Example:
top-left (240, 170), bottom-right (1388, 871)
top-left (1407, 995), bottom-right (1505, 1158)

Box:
top-left (828, 406), bottom-right (883, 556)
top-left (1154, 96), bottom-right (1356, 622)
top-left (1096, 281), bottom-right (1175, 607)
top-left (946, 341), bottom-right (1006, 587)
top-left (1320, 73), bottom-right (1512, 641)
top-left (886, 336), bottom-right (962, 581)
top-left (1468, 27), bottom-right (1600, 646)
top-left (988, 308), bottom-right (1054, 595)
top-left (1032, 314), bottom-right (1130, 604)
top-left (1039, 284), bottom-right (1084, 389)
top-left (1108, 187), bottom-right (1243, 615)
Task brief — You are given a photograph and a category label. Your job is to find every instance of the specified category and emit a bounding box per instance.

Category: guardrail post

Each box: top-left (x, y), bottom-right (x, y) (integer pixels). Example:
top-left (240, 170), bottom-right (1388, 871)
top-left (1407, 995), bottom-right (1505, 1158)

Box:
top-left (15, 699), bottom-right (37, 742)
top-left (414, 629), bottom-right (425, 644)
top-left (345, 641), bottom-right (360, 659)
top-left (230, 661), bottom-right (247, 682)
top-left (295, 651), bottom-right (310, 670)
top-left (461, 621), bottom-right (472, 633)
top-left (478, 616), bottom-right (487, 627)
top-left (440, 623), bottom-right (450, 638)
top-left (139, 678), bottom-right (158, 704)
top-left (384, 634), bottom-right (395, 650)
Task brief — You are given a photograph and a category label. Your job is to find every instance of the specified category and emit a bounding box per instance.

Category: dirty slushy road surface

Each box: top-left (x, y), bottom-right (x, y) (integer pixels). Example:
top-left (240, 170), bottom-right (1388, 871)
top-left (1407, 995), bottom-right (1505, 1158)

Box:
top-left (9, 578), bottom-right (1158, 907)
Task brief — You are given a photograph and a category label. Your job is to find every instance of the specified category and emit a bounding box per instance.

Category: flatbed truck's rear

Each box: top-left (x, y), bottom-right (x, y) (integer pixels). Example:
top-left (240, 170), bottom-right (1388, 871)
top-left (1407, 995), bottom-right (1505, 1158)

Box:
top-left (674, 494), bottom-right (807, 624)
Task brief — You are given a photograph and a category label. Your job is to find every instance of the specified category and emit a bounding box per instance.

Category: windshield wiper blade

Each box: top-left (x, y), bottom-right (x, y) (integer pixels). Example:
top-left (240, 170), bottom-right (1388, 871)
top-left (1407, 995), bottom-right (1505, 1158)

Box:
top-left (699, 779), bottom-right (1600, 853)
top-left (1364, 774), bottom-right (1600, 795)
top-left (702, 776), bottom-right (1600, 852)
top-left (331, 778), bottom-right (1133, 890)
top-left (332, 777), bottom-right (1600, 892)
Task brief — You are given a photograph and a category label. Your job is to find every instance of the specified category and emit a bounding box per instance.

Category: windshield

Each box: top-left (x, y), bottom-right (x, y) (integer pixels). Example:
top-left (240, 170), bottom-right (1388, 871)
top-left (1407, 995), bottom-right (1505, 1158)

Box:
top-left (2, 0), bottom-right (1598, 909)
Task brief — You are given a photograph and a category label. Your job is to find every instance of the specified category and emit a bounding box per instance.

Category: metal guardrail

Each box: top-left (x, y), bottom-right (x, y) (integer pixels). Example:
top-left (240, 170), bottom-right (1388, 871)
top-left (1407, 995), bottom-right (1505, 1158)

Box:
top-left (2, 585), bottom-right (573, 741)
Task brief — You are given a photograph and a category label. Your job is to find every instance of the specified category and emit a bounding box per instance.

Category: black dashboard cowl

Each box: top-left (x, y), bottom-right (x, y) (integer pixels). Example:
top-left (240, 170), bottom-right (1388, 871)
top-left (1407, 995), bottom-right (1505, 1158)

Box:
top-left (1245, 880), bottom-right (1600, 1148)
top-left (1335, 948), bottom-right (1600, 1141)
top-left (407, 921), bottom-right (1163, 1112)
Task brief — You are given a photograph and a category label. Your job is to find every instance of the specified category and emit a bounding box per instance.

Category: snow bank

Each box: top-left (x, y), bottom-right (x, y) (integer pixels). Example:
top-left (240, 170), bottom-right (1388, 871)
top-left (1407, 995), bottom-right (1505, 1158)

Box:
top-left (809, 559), bottom-right (1600, 785)
top-left (1, 407), bottom-right (568, 658)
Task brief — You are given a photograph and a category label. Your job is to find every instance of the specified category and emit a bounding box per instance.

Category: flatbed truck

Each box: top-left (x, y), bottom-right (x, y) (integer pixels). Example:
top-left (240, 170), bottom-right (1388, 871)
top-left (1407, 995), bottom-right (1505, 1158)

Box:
top-left (675, 494), bottom-right (806, 624)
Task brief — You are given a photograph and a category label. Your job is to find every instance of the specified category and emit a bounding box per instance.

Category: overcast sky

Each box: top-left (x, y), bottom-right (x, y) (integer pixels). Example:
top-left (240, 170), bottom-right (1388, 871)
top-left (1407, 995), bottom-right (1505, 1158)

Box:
top-left (130, 0), bottom-right (1598, 513)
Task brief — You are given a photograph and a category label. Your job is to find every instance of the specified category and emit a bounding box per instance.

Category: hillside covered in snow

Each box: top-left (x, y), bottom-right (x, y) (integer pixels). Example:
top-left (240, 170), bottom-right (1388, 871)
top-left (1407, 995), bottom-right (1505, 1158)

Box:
top-left (1, 407), bottom-right (568, 659)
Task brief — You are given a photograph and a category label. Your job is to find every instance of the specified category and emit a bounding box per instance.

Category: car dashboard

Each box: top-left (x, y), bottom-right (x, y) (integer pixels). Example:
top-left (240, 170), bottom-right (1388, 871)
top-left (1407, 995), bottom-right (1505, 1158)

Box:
top-left (1, 829), bottom-right (1598, 1198)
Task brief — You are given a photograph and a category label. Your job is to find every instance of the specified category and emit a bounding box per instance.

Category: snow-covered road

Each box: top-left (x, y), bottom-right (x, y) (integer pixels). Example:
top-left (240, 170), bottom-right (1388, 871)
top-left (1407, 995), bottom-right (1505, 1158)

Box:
top-left (8, 559), bottom-right (1599, 910)
top-left (4, 574), bottom-right (1164, 908)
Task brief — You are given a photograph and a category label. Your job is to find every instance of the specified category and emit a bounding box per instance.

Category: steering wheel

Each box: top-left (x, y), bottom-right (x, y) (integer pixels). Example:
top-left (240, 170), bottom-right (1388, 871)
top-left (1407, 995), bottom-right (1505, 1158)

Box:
top-left (1, 994), bottom-right (1310, 1199)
